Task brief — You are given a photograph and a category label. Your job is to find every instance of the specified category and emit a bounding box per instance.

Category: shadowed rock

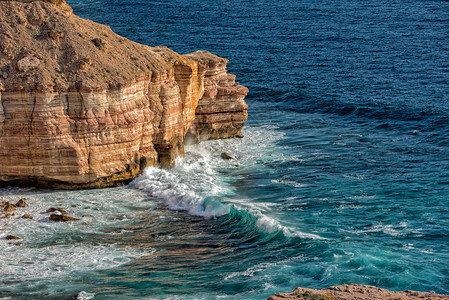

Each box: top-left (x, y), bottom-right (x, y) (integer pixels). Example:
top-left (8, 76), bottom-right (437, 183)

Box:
top-left (46, 208), bottom-right (68, 215)
top-left (15, 198), bottom-right (26, 207)
top-left (221, 152), bottom-right (235, 160)
top-left (3, 202), bottom-right (16, 212)
top-left (49, 214), bottom-right (79, 222)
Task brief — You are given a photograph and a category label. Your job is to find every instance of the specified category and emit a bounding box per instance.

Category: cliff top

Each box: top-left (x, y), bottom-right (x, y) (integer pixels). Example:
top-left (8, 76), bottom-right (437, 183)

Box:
top-left (0, 0), bottom-right (72, 12)
top-left (0, 0), bottom-right (198, 92)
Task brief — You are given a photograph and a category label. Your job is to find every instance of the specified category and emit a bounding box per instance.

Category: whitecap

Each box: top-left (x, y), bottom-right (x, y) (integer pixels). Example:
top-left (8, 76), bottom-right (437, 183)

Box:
top-left (77, 291), bottom-right (95, 300)
top-left (255, 213), bottom-right (324, 239)
top-left (131, 156), bottom-right (231, 218)
top-left (271, 178), bottom-right (309, 188)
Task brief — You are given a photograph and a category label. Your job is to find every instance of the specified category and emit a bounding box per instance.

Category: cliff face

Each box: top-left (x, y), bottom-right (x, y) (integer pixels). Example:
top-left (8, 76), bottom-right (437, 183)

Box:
top-left (0, 0), bottom-right (248, 188)
top-left (184, 51), bottom-right (249, 142)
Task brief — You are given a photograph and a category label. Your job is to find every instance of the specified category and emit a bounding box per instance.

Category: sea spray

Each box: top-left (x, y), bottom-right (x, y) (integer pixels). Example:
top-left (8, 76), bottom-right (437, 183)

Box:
top-left (130, 155), bottom-right (232, 218)
top-left (131, 126), bottom-right (322, 239)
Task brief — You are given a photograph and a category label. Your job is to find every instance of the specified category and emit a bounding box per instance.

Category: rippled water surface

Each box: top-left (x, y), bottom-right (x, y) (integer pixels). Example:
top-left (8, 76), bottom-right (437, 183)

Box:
top-left (1, 0), bottom-right (448, 299)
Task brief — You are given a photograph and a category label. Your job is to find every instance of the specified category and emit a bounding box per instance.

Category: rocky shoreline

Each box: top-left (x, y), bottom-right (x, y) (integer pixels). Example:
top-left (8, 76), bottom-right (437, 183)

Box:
top-left (269, 284), bottom-right (449, 300)
top-left (0, 0), bottom-right (248, 189)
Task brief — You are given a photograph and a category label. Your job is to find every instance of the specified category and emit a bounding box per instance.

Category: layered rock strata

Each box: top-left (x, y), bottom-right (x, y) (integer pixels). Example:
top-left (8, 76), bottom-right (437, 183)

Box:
top-left (0, 0), bottom-right (248, 188)
top-left (269, 284), bottom-right (449, 300)
top-left (184, 51), bottom-right (249, 142)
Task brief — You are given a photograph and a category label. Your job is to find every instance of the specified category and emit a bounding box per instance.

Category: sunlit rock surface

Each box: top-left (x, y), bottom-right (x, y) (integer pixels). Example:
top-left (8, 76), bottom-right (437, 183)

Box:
top-left (0, 0), bottom-right (247, 188)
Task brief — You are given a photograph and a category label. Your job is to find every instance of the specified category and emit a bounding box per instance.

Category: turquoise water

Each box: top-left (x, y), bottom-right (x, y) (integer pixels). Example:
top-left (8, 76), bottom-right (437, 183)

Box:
top-left (1, 0), bottom-right (449, 299)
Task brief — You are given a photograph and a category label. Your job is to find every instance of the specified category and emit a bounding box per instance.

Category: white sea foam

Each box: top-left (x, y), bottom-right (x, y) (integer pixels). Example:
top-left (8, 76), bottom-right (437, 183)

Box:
top-left (255, 213), bottom-right (324, 239)
top-left (224, 255), bottom-right (305, 280)
top-left (131, 155), bottom-right (231, 218)
top-left (271, 178), bottom-right (309, 188)
top-left (339, 222), bottom-right (421, 237)
top-left (0, 243), bottom-right (145, 282)
top-left (131, 126), bottom-right (324, 239)
top-left (77, 291), bottom-right (95, 300)
top-left (0, 186), bottom-right (157, 292)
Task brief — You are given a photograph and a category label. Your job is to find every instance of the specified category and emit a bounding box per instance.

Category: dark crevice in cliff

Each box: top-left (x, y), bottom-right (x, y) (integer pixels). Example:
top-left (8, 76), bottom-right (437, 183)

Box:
top-left (27, 91), bottom-right (38, 177)
top-left (195, 110), bottom-right (247, 116)
top-left (0, 93), bottom-right (4, 137)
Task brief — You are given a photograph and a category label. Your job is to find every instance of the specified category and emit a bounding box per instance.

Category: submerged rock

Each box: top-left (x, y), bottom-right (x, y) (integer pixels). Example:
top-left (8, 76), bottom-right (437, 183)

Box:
top-left (49, 214), bottom-right (79, 222)
top-left (8, 242), bottom-right (23, 246)
top-left (0, 0), bottom-right (248, 189)
top-left (268, 284), bottom-right (449, 300)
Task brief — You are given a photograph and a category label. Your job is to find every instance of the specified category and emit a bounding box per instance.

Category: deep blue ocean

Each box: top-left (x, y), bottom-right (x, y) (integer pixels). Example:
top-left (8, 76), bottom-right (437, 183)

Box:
top-left (1, 0), bottom-right (448, 299)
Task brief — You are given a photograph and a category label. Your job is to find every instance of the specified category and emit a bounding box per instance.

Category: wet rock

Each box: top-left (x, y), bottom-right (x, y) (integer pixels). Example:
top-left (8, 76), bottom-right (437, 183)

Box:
top-left (3, 202), bottom-right (16, 212)
top-left (21, 214), bottom-right (33, 219)
top-left (3, 213), bottom-right (12, 218)
top-left (8, 242), bottom-right (22, 246)
top-left (46, 208), bottom-right (68, 215)
top-left (5, 235), bottom-right (21, 240)
top-left (15, 198), bottom-right (26, 207)
top-left (221, 152), bottom-right (235, 160)
top-left (49, 214), bottom-right (79, 222)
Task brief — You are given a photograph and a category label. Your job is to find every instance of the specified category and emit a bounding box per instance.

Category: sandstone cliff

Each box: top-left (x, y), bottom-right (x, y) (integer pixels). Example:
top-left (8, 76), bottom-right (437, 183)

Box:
top-left (0, 0), bottom-right (248, 188)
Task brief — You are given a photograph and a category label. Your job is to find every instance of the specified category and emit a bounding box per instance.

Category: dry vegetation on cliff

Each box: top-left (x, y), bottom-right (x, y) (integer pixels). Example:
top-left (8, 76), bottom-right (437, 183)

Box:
top-left (0, 0), bottom-right (179, 91)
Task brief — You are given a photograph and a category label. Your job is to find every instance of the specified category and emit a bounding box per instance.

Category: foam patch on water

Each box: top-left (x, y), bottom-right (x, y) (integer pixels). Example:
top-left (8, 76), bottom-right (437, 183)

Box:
top-left (224, 255), bottom-right (305, 281)
top-left (339, 222), bottom-right (422, 237)
top-left (77, 291), bottom-right (95, 300)
top-left (271, 178), bottom-right (309, 188)
top-left (0, 186), bottom-right (158, 294)
top-left (0, 242), bottom-right (145, 282)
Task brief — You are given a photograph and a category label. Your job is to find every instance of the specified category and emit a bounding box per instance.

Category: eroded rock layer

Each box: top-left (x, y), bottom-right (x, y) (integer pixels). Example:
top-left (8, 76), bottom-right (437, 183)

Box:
top-left (184, 51), bottom-right (248, 142)
top-left (269, 284), bottom-right (449, 300)
top-left (0, 0), bottom-right (247, 188)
